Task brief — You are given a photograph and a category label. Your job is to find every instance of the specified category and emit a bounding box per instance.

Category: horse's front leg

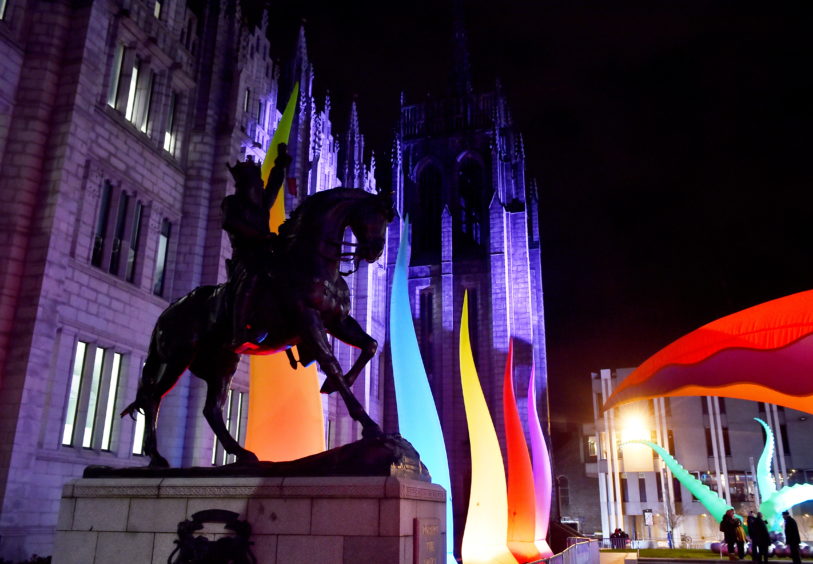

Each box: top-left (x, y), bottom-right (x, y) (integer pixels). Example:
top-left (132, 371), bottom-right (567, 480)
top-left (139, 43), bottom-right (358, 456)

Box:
top-left (300, 309), bottom-right (381, 438)
top-left (320, 315), bottom-right (377, 394)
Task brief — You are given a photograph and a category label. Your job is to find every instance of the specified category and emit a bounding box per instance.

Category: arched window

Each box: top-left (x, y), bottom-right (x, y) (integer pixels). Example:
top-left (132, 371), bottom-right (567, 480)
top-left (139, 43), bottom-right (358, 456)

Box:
top-left (457, 158), bottom-right (485, 245)
top-left (414, 164), bottom-right (442, 258)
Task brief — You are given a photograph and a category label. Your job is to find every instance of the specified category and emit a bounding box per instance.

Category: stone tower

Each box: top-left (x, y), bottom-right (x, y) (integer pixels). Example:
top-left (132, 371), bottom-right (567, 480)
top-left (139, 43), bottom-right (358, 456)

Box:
top-left (386, 14), bottom-right (549, 550)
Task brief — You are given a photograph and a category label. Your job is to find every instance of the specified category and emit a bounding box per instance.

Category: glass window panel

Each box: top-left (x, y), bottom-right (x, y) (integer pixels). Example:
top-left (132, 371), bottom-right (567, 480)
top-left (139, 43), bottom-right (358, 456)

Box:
top-left (62, 341), bottom-right (88, 446)
top-left (124, 58), bottom-right (140, 122)
top-left (163, 92), bottom-right (178, 153)
top-left (109, 193), bottom-right (129, 275)
top-left (132, 410), bottom-right (145, 455)
top-left (91, 182), bottom-right (112, 267)
top-left (106, 44), bottom-right (125, 108)
top-left (100, 353), bottom-right (122, 451)
top-left (153, 219), bottom-right (171, 295)
top-left (82, 347), bottom-right (106, 448)
top-left (125, 201), bottom-right (143, 282)
top-left (153, 0), bottom-right (161, 18)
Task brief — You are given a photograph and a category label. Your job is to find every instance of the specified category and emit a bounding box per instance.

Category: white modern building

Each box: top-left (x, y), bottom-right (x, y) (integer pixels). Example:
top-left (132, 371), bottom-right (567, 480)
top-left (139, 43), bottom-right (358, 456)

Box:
top-left (586, 368), bottom-right (813, 545)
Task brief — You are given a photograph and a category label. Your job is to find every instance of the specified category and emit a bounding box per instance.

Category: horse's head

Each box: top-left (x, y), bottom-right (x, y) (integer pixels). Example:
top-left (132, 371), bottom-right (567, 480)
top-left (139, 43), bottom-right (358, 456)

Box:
top-left (347, 188), bottom-right (396, 263)
top-left (227, 159), bottom-right (264, 204)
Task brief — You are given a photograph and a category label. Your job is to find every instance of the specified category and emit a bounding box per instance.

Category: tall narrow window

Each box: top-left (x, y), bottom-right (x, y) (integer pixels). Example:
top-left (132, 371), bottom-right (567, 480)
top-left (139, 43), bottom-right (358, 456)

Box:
top-left (256, 101), bottom-right (263, 123)
top-left (638, 475), bottom-right (647, 502)
top-left (620, 476), bottom-right (629, 502)
top-left (91, 182), bottom-right (112, 267)
top-left (705, 427), bottom-right (714, 457)
top-left (458, 158), bottom-right (485, 245)
top-left (131, 70), bottom-right (155, 133)
top-left (722, 427), bottom-right (732, 456)
top-left (125, 201), bottom-right (143, 282)
top-left (243, 88), bottom-right (250, 113)
top-left (656, 477), bottom-right (663, 502)
top-left (419, 289), bottom-right (434, 378)
top-left (163, 92), bottom-right (178, 154)
top-left (413, 164), bottom-right (442, 259)
top-left (558, 476), bottom-right (570, 507)
top-left (153, 219), bottom-right (171, 296)
top-left (124, 57), bottom-right (141, 122)
top-left (100, 352), bottom-right (122, 450)
top-left (82, 347), bottom-right (106, 448)
top-left (467, 288), bottom-right (479, 366)
top-left (0, 0), bottom-right (7, 20)
top-left (153, 0), bottom-right (162, 18)
top-left (132, 411), bottom-right (145, 455)
top-left (109, 193), bottom-right (129, 275)
top-left (62, 341), bottom-right (88, 445)
top-left (106, 44), bottom-right (126, 108)
top-left (673, 477), bottom-right (683, 502)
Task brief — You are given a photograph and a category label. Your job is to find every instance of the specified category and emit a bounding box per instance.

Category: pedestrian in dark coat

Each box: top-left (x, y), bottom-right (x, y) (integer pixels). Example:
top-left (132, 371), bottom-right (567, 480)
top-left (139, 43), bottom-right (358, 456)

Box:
top-left (721, 509), bottom-right (740, 561)
top-left (750, 512), bottom-right (771, 563)
top-left (784, 511), bottom-right (801, 564)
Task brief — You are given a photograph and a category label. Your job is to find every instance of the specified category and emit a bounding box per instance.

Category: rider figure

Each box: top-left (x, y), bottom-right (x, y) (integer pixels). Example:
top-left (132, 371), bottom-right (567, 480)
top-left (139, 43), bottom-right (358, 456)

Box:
top-left (222, 143), bottom-right (291, 351)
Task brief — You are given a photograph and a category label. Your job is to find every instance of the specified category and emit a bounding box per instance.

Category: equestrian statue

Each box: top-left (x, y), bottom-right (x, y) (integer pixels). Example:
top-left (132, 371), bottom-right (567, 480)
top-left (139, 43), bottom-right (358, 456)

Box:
top-left (121, 144), bottom-right (395, 468)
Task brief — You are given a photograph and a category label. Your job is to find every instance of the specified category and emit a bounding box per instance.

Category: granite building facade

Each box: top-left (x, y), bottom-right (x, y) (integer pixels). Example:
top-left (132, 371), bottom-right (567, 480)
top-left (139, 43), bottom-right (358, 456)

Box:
top-left (0, 0), bottom-right (548, 559)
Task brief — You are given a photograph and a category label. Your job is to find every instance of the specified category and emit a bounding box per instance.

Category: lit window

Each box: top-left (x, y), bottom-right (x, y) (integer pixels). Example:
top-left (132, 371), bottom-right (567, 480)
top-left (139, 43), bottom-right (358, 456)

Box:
top-left (124, 58), bottom-right (140, 122)
top-left (62, 343), bottom-right (125, 450)
top-left (153, 0), bottom-right (161, 19)
top-left (82, 347), bottom-right (106, 448)
top-left (0, 0), bottom-right (7, 20)
top-left (153, 218), bottom-right (171, 296)
top-left (100, 353), bottom-right (123, 450)
top-left (163, 92), bottom-right (178, 154)
top-left (132, 411), bottom-right (145, 455)
top-left (62, 341), bottom-right (88, 445)
top-left (106, 44), bottom-right (126, 108)
top-left (211, 389), bottom-right (247, 466)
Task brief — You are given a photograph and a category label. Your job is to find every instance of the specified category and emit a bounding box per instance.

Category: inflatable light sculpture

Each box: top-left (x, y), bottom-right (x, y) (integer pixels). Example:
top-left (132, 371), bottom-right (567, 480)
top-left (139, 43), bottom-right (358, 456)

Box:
top-left (604, 289), bottom-right (813, 414)
top-left (460, 292), bottom-right (518, 564)
top-left (389, 219), bottom-right (455, 564)
top-left (245, 84), bottom-right (326, 462)
top-left (527, 366), bottom-right (553, 557)
top-left (503, 340), bottom-right (542, 562)
top-left (627, 417), bottom-right (813, 533)
top-left (752, 418), bottom-right (813, 532)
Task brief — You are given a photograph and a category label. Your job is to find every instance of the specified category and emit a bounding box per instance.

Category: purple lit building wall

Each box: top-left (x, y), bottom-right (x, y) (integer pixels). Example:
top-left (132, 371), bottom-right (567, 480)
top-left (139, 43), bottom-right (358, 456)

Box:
top-left (0, 0), bottom-right (548, 559)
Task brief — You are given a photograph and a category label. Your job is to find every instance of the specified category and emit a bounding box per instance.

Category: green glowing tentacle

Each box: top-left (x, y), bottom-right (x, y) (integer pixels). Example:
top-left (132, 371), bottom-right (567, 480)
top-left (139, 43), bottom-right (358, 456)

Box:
top-left (754, 418), bottom-right (777, 499)
top-left (626, 440), bottom-right (733, 523)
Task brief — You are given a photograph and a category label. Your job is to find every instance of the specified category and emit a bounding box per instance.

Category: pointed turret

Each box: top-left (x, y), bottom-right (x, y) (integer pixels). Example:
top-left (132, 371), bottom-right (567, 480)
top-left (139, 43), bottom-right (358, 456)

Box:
top-left (341, 99), bottom-right (366, 188)
top-left (451, 0), bottom-right (473, 96)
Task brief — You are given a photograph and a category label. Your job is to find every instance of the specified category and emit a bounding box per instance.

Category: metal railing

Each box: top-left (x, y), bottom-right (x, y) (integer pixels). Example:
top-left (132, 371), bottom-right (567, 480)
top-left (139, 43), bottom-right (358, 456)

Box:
top-left (535, 538), bottom-right (599, 564)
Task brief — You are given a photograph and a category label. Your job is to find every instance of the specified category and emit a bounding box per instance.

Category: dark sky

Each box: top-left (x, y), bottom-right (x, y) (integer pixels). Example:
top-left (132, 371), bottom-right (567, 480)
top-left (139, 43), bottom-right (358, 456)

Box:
top-left (266, 1), bottom-right (813, 420)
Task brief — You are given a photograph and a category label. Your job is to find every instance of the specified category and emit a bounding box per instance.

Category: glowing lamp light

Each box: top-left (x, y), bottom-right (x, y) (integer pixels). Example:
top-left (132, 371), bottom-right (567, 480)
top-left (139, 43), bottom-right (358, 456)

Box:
top-left (460, 292), bottom-right (518, 564)
top-left (390, 219), bottom-right (455, 564)
top-left (527, 366), bottom-right (553, 557)
top-left (502, 340), bottom-right (541, 562)
top-left (245, 83), bottom-right (325, 461)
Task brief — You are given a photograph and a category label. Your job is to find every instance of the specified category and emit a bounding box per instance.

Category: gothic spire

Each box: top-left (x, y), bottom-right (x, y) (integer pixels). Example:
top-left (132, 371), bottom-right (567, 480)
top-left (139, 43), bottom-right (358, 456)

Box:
top-left (451, 0), bottom-right (473, 96)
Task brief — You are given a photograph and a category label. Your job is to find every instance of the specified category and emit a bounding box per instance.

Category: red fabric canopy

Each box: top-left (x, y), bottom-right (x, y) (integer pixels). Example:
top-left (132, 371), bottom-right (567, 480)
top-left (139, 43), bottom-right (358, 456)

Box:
top-left (604, 289), bottom-right (813, 414)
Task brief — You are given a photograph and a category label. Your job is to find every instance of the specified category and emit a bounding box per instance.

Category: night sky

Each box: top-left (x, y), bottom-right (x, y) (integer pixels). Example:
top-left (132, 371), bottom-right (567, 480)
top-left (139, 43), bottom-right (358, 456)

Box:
top-left (266, 1), bottom-right (813, 420)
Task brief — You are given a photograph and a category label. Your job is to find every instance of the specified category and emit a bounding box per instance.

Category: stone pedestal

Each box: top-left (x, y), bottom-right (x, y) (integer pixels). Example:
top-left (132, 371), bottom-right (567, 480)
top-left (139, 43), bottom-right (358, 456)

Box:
top-left (53, 476), bottom-right (446, 564)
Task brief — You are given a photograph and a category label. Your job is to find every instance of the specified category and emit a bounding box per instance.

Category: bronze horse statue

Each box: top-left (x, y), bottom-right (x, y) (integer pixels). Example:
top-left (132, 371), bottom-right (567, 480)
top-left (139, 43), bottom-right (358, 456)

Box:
top-left (121, 172), bottom-right (395, 468)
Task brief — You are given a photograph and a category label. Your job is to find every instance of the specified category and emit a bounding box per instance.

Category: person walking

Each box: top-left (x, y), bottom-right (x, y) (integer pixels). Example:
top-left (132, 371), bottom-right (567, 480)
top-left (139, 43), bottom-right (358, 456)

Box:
top-left (721, 509), bottom-right (741, 560)
top-left (750, 512), bottom-right (771, 563)
top-left (784, 511), bottom-right (802, 564)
